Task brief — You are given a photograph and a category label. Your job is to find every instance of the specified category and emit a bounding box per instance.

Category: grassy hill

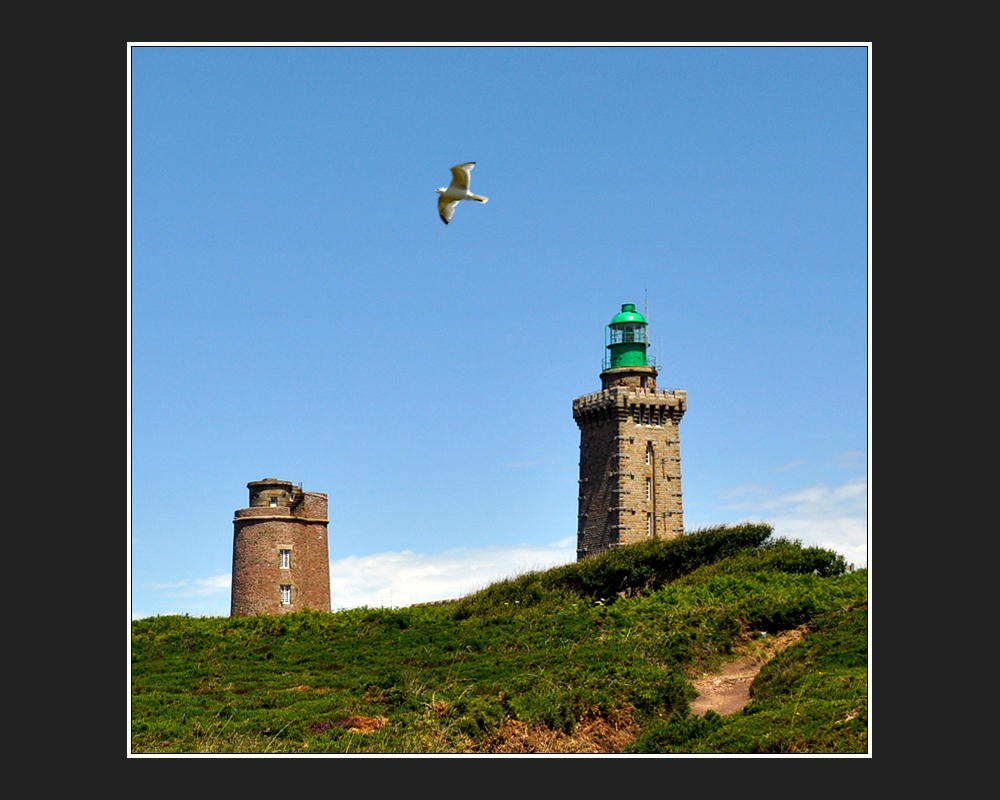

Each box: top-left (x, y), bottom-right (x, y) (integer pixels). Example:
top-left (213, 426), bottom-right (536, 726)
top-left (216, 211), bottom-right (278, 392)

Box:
top-left (131, 525), bottom-right (868, 753)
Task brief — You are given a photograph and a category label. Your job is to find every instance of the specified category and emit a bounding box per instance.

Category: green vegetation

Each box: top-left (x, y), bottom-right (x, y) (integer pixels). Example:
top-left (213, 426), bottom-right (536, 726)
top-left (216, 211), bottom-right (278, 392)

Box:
top-left (131, 525), bottom-right (868, 753)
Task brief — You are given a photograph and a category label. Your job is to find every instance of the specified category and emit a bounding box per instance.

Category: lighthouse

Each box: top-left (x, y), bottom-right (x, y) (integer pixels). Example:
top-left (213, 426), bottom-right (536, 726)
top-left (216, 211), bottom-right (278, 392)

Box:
top-left (572, 304), bottom-right (687, 560)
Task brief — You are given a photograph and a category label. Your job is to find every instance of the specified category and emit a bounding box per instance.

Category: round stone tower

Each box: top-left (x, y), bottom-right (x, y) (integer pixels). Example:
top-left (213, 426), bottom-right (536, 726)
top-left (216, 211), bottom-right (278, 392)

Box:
top-left (573, 304), bottom-right (687, 560)
top-left (230, 478), bottom-right (331, 616)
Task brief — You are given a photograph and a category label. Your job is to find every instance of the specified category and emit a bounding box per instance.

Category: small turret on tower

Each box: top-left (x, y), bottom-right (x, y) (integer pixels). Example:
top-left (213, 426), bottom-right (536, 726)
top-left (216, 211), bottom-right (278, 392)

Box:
top-left (248, 478), bottom-right (296, 508)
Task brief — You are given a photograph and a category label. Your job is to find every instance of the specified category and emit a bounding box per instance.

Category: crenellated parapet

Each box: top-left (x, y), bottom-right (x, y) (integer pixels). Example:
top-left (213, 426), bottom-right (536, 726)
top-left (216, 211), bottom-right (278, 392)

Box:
top-left (573, 386), bottom-right (687, 424)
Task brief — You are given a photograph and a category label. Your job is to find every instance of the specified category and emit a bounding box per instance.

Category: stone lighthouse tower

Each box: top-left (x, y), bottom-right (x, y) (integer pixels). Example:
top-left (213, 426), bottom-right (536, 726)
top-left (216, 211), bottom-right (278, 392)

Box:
top-left (230, 478), bottom-right (331, 616)
top-left (572, 304), bottom-right (687, 560)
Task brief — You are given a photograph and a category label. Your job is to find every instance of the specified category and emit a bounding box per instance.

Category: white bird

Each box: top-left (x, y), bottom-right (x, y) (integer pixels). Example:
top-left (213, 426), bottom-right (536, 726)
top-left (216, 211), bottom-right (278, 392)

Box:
top-left (435, 162), bottom-right (488, 225)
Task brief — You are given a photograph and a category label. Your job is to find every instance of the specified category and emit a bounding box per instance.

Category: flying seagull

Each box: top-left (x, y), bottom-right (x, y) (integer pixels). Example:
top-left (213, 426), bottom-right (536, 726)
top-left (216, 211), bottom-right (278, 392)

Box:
top-left (435, 162), bottom-right (488, 225)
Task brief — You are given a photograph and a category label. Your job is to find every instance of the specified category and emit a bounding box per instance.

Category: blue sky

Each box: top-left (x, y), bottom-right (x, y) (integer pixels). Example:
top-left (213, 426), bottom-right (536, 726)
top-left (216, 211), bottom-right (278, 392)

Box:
top-left (129, 46), bottom-right (869, 617)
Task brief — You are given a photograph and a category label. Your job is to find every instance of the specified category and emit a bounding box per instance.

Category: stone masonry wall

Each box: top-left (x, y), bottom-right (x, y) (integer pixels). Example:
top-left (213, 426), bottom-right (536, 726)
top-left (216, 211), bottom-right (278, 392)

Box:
top-left (231, 489), bottom-right (331, 617)
top-left (574, 367), bottom-right (686, 560)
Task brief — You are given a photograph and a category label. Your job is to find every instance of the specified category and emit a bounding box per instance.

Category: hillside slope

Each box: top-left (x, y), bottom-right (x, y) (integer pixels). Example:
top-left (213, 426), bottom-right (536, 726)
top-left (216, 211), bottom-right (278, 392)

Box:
top-left (131, 525), bottom-right (868, 753)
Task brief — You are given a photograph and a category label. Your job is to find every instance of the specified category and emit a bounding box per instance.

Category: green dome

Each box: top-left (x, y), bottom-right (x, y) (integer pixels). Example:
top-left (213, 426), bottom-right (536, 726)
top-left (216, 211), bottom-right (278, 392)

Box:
top-left (604, 303), bottom-right (650, 369)
top-left (609, 303), bottom-right (647, 326)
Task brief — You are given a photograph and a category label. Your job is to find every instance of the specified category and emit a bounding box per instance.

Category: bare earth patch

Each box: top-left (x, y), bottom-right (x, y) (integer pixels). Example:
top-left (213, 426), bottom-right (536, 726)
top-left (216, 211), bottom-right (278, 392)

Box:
top-left (690, 627), bottom-right (805, 717)
top-left (333, 715), bottom-right (388, 733)
top-left (473, 708), bottom-right (640, 754)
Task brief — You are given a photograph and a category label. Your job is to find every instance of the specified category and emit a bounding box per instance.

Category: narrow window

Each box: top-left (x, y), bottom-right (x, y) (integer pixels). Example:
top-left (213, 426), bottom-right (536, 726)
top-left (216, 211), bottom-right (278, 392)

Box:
top-left (646, 477), bottom-right (651, 500)
top-left (646, 442), bottom-right (653, 465)
top-left (647, 513), bottom-right (652, 537)
top-left (280, 585), bottom-right (292, 605)
top-left (279, 549), bottom-right (290, 569)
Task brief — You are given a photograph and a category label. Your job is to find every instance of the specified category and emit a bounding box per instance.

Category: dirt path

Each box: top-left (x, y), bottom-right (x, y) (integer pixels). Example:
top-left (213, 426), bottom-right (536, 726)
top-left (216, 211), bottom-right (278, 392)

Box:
top-left (690, 627), bottom-right (805, 716)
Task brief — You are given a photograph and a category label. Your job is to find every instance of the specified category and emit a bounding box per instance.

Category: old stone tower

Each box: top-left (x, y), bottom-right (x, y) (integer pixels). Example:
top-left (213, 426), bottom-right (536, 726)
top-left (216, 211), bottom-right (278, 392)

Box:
top-left (573, 304), bottom-right (687, 560)
top-left (230, 478), bottom-right (331, 616)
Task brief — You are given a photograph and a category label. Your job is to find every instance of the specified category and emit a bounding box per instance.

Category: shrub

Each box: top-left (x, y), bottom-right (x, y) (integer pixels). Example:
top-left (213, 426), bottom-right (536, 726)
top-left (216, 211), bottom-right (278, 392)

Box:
top-left (542, 524), bottom-right (775, 600)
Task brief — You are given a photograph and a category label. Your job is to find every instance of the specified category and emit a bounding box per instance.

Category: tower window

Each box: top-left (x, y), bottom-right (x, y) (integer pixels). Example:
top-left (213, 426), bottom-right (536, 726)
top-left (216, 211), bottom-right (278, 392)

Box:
top-left (646, 478), bottom-right (651, 500)
top-left (279, 549), bottom-right (290, 569)
top-left (647, 513), bottom-right (652, 537)
top-left (269, 496), bottom-right (278, 507)
top-left (280, 585), bottom-right (292, 605)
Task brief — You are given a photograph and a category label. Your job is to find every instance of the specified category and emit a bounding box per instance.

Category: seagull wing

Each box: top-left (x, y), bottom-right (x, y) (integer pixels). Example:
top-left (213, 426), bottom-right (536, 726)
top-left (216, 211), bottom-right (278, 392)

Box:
top-left (438, 197), bottom-right (458, 225)
top-left (449, 162), bottom-right (475, 192)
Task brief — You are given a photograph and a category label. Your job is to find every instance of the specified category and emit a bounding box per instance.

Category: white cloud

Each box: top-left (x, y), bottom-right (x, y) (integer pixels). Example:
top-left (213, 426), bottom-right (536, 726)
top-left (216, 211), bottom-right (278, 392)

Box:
top-left (152, 574), bottom-right (231, 598)
top-left (715, 476), bottom-right (869, 569)
top-left (136, 541), bottom-right (577, 618)
top-left (134, 575), bottom-right (233, 619)
top-left (717, 482), bottom-right (771, 501)
top-left (836, 449), bottom-right (867, 470)
top-left (328, 539), bottom-right (576, 610)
